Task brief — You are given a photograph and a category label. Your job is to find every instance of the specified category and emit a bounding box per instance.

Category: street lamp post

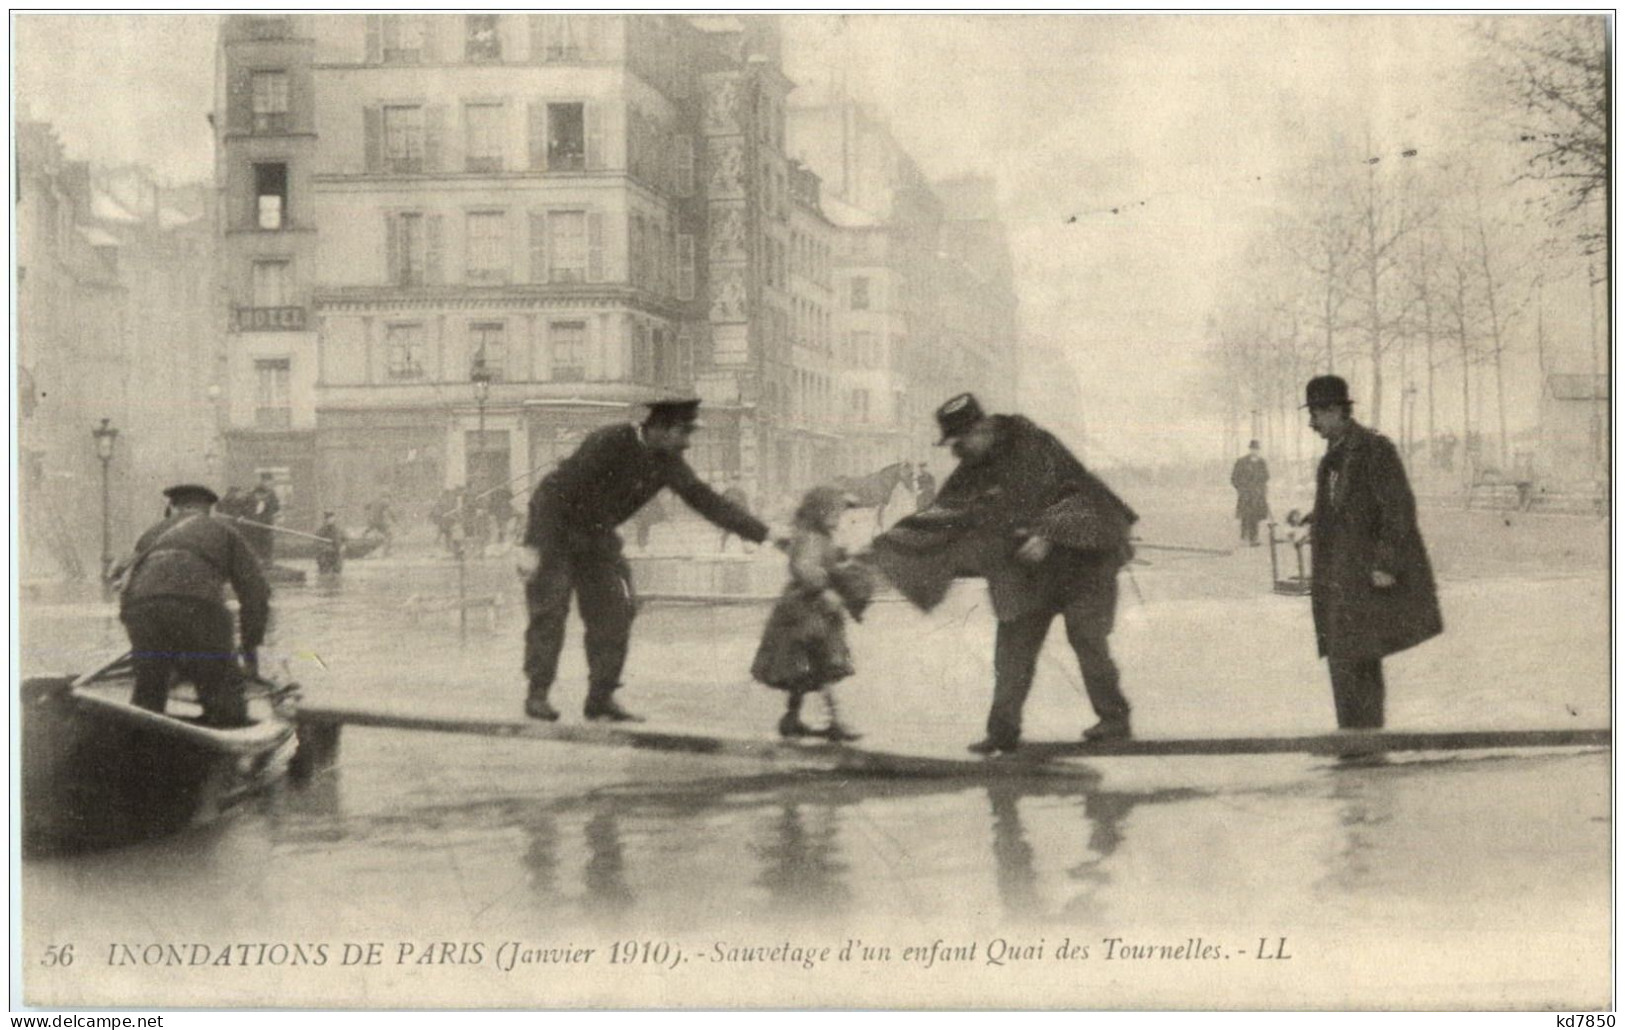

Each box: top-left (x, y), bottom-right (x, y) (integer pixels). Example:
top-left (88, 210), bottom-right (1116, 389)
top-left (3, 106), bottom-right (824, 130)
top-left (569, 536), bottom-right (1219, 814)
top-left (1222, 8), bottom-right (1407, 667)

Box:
top-left (471, 355), bottom-right (492, 496)
top-left (91, 417), bottom-right (119, 591)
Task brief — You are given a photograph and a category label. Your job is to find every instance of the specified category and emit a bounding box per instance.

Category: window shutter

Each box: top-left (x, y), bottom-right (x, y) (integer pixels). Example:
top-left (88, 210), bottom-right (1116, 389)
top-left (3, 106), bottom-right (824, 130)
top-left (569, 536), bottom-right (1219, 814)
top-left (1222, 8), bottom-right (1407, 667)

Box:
top-left (587, 211), bottom-right (605, 282)
top-left (227, 65), bottom-right (253, 134)
top-left (363, 105), bottom-right (382, 173)
top-left (424, 105), bottom-right (445, 172)
top-left (678, 234), bottom-right (695, 301)
top-left (529, 212), bottom-right (549, 284)
top-left (365, 15), bottom-right (382, 64)
top-left (385, 213), bottom-right (401, 283)
top-left (677, 135), bottom-right (694, 196)
top-left (420, 17), bottom-right (439, 62)
top-left (426, 215), bottom-right (444, 284)
top-left (528, 14), bottom-right (547, 61)
top-left (585, 103), bottom-right (604, 170)
top-left (527, 102), bottom-right (547, 171)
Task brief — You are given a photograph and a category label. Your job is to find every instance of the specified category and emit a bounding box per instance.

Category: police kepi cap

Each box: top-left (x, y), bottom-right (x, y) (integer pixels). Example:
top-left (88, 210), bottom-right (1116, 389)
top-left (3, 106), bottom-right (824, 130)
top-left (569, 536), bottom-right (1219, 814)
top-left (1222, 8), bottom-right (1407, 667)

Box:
top-left (1302, 375), bottom-right (1353, 409)
top-left (643, 397), bottom-right (703, 429)
top-left (935, 392), bottom-right (986, 445)
top-left (163, 483), bottom-right (220, 506)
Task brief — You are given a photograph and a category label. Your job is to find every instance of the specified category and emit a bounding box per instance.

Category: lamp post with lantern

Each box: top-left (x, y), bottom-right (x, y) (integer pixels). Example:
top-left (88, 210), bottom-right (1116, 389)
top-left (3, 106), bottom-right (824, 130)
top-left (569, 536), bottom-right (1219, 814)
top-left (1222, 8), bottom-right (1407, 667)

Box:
top-left (470, 354), bottom-right (493, 497)
top-left (91, 417), bottom-right (119, 590)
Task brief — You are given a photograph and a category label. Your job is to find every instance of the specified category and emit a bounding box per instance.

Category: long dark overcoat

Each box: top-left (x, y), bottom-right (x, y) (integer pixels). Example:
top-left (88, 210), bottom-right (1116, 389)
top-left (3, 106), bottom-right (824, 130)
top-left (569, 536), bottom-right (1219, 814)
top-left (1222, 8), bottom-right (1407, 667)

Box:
top-left (1231, 455), bottom-right (1270, 523)
top-left (869, 415), bottom-right (1137, 622)
top-left (1309, 421), bottom-right (1443, 660)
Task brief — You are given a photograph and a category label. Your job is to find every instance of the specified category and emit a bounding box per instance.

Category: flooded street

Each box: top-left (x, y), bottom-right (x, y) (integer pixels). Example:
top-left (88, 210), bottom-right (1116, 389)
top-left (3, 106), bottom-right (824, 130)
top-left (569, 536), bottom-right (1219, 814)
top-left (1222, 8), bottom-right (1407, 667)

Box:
top-left (19, 492), bottom-right (1612, 1009)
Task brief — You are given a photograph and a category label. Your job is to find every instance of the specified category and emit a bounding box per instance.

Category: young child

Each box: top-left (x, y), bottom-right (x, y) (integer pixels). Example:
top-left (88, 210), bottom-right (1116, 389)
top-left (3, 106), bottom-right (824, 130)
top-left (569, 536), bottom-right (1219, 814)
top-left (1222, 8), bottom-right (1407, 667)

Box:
top-left (751, 486), bottom-right (872, 742)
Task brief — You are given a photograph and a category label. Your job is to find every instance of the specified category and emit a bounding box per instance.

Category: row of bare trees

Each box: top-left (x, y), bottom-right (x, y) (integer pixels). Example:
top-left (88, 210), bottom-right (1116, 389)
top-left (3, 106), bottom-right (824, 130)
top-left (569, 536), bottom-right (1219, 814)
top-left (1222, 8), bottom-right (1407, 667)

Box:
top-left (1205, 16), bottom-right (1607, 484)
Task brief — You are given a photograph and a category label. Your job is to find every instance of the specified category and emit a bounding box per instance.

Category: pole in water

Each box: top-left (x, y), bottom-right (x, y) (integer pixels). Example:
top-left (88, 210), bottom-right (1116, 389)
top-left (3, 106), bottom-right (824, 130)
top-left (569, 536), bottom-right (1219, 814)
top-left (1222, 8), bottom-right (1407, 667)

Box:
top-left (457, 543), bottom-right (469, 645)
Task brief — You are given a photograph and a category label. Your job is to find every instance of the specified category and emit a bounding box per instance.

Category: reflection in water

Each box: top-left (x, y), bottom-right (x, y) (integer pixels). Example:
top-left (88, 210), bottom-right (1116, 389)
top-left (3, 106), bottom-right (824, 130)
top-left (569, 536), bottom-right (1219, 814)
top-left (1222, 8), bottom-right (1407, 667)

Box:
top-left (753, 802), bottom-right (850, 919)
top-left (1318, 760), bottom-right (1400, 896)
top-left (988, 783), bottom-right (1041, 918)
top-left (583, 808), bottom-right (636, 920)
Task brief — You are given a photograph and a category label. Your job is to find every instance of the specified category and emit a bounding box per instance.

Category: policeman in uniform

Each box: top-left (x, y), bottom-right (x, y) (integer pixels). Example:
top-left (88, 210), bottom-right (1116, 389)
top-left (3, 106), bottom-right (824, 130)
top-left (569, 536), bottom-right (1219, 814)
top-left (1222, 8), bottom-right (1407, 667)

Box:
top-left (116, 484), bottom-right (272, 727)
top-left (518, 398), bottom-right (771, 722)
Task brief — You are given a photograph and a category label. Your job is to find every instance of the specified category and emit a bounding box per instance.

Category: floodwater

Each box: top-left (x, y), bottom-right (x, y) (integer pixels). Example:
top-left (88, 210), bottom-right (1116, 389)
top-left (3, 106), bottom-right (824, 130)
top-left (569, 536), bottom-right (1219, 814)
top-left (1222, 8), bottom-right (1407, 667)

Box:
top-left (17, 491), bottom-right (1613, 1010)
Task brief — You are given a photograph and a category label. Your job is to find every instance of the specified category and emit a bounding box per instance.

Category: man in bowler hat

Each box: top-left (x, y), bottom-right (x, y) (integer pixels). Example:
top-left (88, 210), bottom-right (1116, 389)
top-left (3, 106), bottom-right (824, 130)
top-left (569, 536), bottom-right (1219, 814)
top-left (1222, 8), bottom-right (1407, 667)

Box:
top-left (115, 484), bottom-right (272, 726)
top-left (517, 398), bottom-right (771, 722)
top-left (869, 393), bottom-right (1139, 754)
top-left (1297, 375), bottom-right (1443, 730)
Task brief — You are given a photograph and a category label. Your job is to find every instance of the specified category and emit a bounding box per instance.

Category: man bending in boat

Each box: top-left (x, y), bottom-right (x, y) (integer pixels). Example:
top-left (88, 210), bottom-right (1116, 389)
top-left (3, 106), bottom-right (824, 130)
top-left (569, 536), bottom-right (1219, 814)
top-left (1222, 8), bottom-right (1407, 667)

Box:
top-left (517, 398), bottom-right (771, 723)
top-left (115, 484), bottom-right (272, 728)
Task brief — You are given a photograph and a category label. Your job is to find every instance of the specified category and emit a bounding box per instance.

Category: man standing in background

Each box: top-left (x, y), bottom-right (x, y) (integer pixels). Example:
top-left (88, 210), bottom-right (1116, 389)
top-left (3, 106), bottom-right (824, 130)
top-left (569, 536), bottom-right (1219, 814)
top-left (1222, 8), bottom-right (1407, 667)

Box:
top-left (1230, 439), bottom-right (1270, 546)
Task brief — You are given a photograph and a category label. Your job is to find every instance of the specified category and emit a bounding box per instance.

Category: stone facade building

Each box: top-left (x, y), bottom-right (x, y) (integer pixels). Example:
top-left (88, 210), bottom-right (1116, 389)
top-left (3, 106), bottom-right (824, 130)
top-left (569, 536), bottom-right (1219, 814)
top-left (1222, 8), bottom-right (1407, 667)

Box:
top-left (214, 13), bottom-right (798, 527)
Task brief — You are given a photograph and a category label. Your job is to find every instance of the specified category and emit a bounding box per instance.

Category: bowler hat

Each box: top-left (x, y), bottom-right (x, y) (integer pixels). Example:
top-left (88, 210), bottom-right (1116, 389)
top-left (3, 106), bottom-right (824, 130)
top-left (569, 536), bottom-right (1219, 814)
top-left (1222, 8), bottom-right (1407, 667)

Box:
top-left (163, 483), bottom-right (219, 506)
top-left (643, 397), bottom-right (703, 429)
top-left (1302, 375), bottom-right (1353, 408)
top-left (935, 392), bottom-right (986, 445)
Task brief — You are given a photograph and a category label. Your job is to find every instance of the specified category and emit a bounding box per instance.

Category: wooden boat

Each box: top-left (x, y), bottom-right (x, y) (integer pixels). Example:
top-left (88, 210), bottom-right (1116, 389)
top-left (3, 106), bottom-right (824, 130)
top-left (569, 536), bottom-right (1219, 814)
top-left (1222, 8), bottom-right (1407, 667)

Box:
top-left (272, 534), bottom-right (383, 563)
top-left (21, 656), bottom-right (299, 854)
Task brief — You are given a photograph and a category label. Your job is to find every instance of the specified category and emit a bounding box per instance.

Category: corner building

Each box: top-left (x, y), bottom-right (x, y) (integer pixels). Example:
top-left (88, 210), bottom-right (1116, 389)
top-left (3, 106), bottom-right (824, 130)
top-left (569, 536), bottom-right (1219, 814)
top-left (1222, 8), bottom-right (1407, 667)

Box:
top-left (215, 14), bottom-right (793, 526)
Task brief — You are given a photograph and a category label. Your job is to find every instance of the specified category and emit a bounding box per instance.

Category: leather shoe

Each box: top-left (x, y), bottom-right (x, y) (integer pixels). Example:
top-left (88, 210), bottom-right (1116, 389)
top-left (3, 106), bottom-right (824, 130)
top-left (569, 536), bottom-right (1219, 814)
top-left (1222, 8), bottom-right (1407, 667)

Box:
top-left (584, 697), bottom-right (644, 723)
top-left (1082, 717), bottom-right (1131, 742)
top-left (822, 722), bottom-right (863, 744)
top-left (967, 736), bottom-right (1017, 756)
top-left (524, 696), bottom-right (560, 722)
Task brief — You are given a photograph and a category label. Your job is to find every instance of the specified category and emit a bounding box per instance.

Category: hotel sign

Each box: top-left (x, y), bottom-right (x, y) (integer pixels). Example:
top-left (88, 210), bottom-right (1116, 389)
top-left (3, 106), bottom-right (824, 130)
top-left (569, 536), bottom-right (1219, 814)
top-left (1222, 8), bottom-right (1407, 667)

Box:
top-left (236, 306), bottom-right (307, 332)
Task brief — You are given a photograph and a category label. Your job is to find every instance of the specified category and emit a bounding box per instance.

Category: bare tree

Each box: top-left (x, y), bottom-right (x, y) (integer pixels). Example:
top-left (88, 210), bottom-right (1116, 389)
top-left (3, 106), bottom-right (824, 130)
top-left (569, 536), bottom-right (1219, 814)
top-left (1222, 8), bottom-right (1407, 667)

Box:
top-left (1481, 15), bottom-right (1609, 261)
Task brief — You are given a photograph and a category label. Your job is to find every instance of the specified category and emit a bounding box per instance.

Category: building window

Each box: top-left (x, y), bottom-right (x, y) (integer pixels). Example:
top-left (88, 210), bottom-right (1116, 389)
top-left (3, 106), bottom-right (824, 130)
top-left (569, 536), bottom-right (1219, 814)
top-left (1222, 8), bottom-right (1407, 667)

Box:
top-left (385, 323), bottom-right (426, 380)
top-left (677, 136), bottom-right (695, 196)
top-left (548, 210), bottom-right (587, 283)
top-left (851, 388), bottom-right (870, 423)
top-left (251, 259), bottom-right (290, 307)
top-left (253, 163), bottom-right (287, 230)
top-left (468, 322), bottom-right (506, 381)
top-left (464, 103), bottom-right (503, 172)
top-left (677, 234), bottom-right (695, 301)
top-left (245, 16), bottom-right (291, 40)
top-left (383, 105), bottom-right (424, 173)
top-left (383, 14), bottom-right (425, 64)
top-left (389, 212), bottom-right (427, 286)
top-left (547, 102), bottom-right (585, 171)
top-left (532, 14), bottom-right (599, 61)
top-left (550, 320), bottom-right (586, 381)
top-left (254, 358), bottom-right (291, 428)
top-left (251, 72), bottom-right (289, 133)
top-left (465, 211), bottom-right (507, 281)
top-left (466, 14), bottom-right (501, 62)
top-left (850, 275), bottom-right (870, 310)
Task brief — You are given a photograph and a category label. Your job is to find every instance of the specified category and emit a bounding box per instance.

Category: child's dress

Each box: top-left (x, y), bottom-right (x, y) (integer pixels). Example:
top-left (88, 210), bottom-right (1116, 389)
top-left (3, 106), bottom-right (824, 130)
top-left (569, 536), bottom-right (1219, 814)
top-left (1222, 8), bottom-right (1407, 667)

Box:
top-left (751, 529), bottom-right (864, 690)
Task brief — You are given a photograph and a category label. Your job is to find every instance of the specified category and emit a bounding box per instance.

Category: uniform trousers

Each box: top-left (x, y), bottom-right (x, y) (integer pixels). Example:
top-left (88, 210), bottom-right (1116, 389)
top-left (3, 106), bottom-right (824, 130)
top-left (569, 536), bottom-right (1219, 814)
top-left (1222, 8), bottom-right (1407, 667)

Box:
top-left (987, 573), bottom-right (1128, 746)
top-left (1327, 656), bottom-right (1386, 729)
top-left (523, 538), bottom-right (637, 701)
top-left (120, 598), bottom-right (249, 727)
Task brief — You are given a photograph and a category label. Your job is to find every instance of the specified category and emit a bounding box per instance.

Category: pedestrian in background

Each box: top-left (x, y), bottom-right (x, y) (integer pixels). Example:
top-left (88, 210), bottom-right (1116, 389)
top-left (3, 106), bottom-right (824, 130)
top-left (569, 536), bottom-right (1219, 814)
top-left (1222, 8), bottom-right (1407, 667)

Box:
top-left (1230, 439), bottom-right (1270, 546)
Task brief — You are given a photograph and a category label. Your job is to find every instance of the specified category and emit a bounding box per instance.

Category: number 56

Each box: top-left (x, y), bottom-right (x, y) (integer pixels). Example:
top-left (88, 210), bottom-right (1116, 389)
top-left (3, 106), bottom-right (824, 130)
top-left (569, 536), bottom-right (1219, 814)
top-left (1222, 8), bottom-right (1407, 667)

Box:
top-left (42, 944), bottom-right (74, 967)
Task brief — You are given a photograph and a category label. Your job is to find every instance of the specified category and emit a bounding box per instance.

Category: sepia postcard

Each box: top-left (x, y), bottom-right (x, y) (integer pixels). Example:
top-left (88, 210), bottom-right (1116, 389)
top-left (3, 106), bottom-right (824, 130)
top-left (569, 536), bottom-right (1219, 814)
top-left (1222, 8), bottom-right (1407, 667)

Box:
top-left (11, 11), bottom-right (1613, 1013)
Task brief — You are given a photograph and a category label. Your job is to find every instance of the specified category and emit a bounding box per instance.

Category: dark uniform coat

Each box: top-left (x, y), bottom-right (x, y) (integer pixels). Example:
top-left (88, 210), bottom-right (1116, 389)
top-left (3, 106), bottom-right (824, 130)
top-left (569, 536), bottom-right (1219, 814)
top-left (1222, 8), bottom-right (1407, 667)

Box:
top-left (524, 423), bottom-right (768, 550)
top-left (119, 511), bottom-right (272, 723)
top-left (870, 415), bottom-right (1137, 621)
top-left (1309, 421), bottom-right (1443, 660)
top-left (521, 422), bottom-right (768, 694)
top-left (1230, 454), bottom-right (1270, 524)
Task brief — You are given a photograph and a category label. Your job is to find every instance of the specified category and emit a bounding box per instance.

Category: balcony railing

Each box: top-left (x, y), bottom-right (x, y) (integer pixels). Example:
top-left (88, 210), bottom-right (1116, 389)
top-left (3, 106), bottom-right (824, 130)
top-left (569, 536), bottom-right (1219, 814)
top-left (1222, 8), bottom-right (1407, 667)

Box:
top-left (236, 306), bottom-right (307, 332)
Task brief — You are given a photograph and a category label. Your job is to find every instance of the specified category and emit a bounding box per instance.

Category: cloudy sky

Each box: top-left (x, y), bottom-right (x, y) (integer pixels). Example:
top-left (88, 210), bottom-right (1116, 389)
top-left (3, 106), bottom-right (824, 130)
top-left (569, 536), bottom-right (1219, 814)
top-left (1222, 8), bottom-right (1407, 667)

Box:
top-left (13, 13), bottom-right (1597, 465)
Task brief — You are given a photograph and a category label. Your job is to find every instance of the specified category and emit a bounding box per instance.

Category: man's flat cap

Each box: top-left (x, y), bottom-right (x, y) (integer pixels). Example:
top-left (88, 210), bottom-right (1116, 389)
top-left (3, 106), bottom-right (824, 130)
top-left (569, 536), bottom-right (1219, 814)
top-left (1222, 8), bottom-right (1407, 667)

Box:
top-left (163, 483), bottom-right (220, 506)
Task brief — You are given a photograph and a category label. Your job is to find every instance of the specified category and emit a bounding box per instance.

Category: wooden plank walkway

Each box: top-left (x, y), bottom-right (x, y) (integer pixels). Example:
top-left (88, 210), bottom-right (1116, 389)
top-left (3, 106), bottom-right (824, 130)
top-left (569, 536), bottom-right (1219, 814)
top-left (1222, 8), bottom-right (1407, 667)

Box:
top-left (293, 703), bottom-right (1608, 779)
